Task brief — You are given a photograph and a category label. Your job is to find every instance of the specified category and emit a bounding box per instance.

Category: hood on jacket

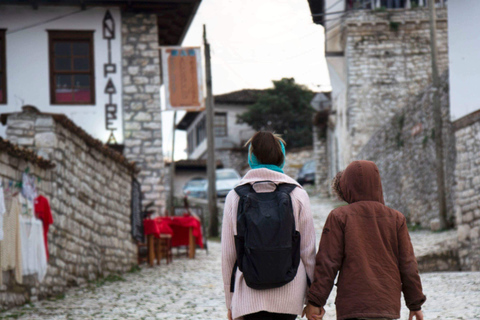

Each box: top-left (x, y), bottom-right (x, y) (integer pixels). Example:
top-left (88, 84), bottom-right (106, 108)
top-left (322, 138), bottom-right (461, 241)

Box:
top-left (339, 160), bottom-right (385, 204)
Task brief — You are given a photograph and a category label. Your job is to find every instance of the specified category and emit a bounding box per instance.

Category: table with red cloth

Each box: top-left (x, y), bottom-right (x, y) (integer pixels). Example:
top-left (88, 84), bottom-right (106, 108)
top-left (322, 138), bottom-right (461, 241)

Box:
top-left (156, 216), bottom-right (204, 249)
top-left (143, 219), bottom-right (174, 238)
top-left (143, 216), bottom-right (203, 260)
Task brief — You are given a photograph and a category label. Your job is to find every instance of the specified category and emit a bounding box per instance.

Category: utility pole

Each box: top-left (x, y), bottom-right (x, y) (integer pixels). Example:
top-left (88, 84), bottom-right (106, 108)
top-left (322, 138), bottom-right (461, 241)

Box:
top-left (428, 0), bottom-right (448, 230)
top-left (204, 24), bottom-right (219, 237)
top-left (168, 111), bottom-right (177, 216)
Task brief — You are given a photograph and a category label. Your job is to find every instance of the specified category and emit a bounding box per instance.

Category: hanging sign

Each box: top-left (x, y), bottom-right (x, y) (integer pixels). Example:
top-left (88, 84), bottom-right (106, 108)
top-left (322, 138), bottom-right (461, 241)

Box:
top-left (160, 47), bottom-right (205, 111)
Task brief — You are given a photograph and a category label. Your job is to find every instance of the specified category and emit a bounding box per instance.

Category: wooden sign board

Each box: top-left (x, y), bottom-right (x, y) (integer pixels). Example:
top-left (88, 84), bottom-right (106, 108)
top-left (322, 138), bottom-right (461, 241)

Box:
top-left (161, 47), bottom-right (205, 111)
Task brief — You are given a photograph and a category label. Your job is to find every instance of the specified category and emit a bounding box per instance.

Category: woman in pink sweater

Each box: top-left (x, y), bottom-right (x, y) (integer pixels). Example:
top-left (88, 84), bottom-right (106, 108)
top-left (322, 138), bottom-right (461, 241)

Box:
top-left (221, 131), bottom-right (317, 320)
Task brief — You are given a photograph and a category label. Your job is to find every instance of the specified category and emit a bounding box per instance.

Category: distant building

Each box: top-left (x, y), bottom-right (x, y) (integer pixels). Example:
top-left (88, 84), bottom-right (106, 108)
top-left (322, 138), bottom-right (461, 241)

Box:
top-left (0, 0), bottom-right (201, 214)
top-left (307, 0), bottom-right (448, 176)
top-left (177, 89), bottom-right (262, 174)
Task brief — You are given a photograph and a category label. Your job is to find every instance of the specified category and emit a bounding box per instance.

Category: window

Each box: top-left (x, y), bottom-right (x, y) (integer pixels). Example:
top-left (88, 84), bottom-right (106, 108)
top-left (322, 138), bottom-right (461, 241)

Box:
top-left (187, 130), bottom-right (195, 154)
top-left (49, 31), bottom-right (95, 105)
top-left (0, 30), bottom-right (6, 104)
top-left (214, 113), bottom-right (227, 137)
top-left (196, 116), bottom-right (206, 147)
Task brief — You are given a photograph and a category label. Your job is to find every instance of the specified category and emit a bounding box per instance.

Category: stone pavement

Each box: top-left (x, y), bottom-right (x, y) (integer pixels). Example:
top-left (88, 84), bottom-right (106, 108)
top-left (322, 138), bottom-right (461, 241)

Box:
top-left (1, 197), bottom-right (479, 320)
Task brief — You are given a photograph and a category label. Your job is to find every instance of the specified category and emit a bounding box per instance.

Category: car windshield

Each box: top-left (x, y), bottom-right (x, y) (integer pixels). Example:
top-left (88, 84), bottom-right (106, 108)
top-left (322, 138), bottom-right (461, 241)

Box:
top-left (305, 161), bottom-right (315, 171)
top-left (187, 180), bottom-right (207, 188)
top-left (217, 171), bottom-right (238, 180)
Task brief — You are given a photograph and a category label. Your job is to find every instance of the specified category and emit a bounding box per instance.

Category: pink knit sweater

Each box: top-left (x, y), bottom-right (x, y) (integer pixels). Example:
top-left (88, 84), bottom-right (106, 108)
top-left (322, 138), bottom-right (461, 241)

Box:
top-left (221, 169), bottom-right (317, 319)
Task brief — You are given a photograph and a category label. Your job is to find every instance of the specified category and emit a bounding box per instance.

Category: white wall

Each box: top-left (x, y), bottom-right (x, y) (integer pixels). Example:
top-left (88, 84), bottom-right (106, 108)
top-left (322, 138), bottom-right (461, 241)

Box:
top-left (215, 104), bottom-right (255, 149)
top-left (186, 104), bottom-right (255, 160)
top-left (0, 5), bottom-right (123, 142)
top-left (448, 0), bottom-right (480, 120)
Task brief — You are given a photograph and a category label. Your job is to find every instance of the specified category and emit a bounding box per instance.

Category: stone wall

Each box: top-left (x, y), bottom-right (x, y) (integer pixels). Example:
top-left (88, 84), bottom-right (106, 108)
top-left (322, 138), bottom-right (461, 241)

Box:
top-left (313, 126), bottom-right (329, 196)
top-left (454, 110), bottom-right (480, 271)
top-left (215, 149), bottom-right (249, 176)
top-left (1, 108), bottom-right (137, 308)
top-left (356, 72), bottom-right (455, 229)
top-left (283, 147), bottom-right (313, 181)
top-left (343, 8), bottom-right (448, 160)
top-left (122, 13), bottom-right (165, 215)
top-left (214, 147), bottom-right (314, 181)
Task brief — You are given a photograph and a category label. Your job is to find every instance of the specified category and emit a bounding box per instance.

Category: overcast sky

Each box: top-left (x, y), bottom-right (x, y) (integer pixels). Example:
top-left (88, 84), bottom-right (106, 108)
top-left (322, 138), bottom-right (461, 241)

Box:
top-left (161, 0), bottom-right (330, 160)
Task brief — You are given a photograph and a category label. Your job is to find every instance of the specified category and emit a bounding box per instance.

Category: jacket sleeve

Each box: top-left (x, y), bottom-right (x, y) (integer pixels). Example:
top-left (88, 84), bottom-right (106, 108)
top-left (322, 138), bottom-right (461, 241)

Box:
top-left (294, 189), bottom-right (317, 302)
top-left (221, 190), bottom-right (239, 310)
top-left (307, 210), bottom-right (344, 307)
top-left (398, 216), bottom-right (426, 311)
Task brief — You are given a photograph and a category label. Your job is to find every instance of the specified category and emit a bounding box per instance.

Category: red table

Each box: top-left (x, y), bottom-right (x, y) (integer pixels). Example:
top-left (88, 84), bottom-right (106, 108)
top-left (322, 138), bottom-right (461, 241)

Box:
top-left (143, 219), bottom-right (174, 237)
top-left (157, 216), bottom-right (203, 246)
top-left (144, 216), bottom-right (204, 260)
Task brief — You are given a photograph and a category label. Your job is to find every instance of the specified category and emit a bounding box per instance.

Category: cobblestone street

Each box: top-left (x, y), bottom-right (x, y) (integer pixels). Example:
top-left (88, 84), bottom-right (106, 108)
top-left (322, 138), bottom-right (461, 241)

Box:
top-left (1, 196), bottom-right (479, 320)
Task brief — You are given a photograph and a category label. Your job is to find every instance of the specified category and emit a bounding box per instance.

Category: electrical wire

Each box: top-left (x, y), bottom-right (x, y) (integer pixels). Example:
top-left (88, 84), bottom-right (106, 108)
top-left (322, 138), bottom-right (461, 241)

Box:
top-left (7, 8), bottom-right (93, 35)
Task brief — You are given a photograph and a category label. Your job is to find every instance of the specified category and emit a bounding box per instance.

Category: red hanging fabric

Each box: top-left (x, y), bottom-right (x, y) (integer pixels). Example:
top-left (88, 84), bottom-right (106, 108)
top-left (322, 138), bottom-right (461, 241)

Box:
top-left (34, 195), bottom-right (53, 261)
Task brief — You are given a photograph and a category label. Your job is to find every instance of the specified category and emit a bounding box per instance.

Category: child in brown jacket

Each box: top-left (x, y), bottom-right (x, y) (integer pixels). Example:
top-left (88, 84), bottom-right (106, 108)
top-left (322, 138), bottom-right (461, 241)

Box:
top-left (304, 160), bottom-right (426, 320)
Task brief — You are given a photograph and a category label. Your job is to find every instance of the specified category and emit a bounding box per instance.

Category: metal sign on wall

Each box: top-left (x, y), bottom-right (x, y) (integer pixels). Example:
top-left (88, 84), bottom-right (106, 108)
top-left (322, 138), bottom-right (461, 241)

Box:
top-left (160, 47), bottom-right (205, 111)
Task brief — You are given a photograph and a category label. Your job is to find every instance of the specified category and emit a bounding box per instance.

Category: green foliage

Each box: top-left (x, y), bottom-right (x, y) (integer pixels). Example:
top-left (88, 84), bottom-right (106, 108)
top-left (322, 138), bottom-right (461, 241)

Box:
top-left (389, 21), bottom-right (400, 32)
top-left (237, 78), bottom-right (315, 149)
top-left (87, 273), bottom-right (126, 291)
top-left (128, 265), bottom-right (142, 274)
top-left (408, 223), bottom-right (423, 232)
top-left (422, 134), bottom-right (429, 148)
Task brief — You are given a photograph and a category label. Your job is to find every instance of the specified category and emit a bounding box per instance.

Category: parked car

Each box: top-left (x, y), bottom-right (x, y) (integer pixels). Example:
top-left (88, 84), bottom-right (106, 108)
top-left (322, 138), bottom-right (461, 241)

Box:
top-left (297, 160), bottom-right (316, 185)
top-left (215, 169), bottom-right (241, 198)
top-left (183, 169), bottom-right (241, 199)
top-left (182, 177), bottom-right (208, 199)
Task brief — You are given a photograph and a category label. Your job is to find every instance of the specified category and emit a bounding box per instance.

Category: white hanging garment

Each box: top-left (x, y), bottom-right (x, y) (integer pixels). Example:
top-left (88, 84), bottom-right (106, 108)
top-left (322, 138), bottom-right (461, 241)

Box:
top-left (20, 216), bottom-right (47, 282)
top-left (19, 194), bottom-right (34, 218)
top-left (0, 186), bottom-right (5, 240)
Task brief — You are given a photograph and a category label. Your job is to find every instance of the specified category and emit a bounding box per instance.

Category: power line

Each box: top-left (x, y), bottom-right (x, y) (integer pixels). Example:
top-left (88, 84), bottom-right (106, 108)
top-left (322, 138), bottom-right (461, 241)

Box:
top-left (7, 8), bottom-right (93, 35)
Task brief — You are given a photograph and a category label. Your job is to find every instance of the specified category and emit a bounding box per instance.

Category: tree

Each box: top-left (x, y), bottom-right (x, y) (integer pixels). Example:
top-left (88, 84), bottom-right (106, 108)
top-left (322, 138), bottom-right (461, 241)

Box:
top-left (238, 78), bottom-right (315, 149)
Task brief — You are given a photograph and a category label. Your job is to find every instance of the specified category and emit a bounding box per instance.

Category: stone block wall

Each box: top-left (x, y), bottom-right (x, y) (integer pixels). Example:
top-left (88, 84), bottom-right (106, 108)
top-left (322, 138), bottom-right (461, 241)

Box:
top-left (356, 72), bottom-right (456, 228)
top-left (1, 108), bottom-right (137, 308)
top-left (343, 8), bottom-right (448, 160)
top-left (283, 147), bottom-right (313, 181)
top-left (313, 126), bottom-right (329, 197)
top-left (122, 13), bottom-right (165, 215)
top-left (214, 147), bottom-right (314, 181)
top-left (454, 110), bottom-right (480, 271)
top-left (215, 149), bottom-right (249, 176)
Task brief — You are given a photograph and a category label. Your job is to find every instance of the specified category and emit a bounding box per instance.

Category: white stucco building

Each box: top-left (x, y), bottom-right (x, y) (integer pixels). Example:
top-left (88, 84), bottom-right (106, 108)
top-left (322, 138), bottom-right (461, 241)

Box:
top-left (177, 89), bottom-right (260, 174)
top-left (0, 0), bottom-right (201, 214)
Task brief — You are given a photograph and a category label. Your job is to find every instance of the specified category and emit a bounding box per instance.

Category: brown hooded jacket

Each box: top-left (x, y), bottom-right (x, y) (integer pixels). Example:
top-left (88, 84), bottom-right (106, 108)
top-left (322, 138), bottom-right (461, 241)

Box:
top-left (307, 160), bottom-right (426, 320)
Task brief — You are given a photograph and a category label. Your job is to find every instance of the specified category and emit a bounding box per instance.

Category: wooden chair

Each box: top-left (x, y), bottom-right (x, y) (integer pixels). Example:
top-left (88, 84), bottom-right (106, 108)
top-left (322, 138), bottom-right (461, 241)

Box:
top-left (137, 241), bottom-right (149, 265)
top-left (155, 234), bottom-right (172, 265)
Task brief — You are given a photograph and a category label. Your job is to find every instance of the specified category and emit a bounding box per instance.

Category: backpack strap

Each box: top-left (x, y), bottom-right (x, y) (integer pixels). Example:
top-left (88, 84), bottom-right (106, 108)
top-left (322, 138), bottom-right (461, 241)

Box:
top-left (230, 261), bottom-right (238, 292)
top-left (276, 183), bottom-right (297, 195)
top-left (234, 184), bottom-right (252, 197)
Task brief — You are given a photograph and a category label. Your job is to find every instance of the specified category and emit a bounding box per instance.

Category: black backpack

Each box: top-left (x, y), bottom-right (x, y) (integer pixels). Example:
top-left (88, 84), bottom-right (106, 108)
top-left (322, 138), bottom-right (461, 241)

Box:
top-left (231, 181), bottom-right (301, 291)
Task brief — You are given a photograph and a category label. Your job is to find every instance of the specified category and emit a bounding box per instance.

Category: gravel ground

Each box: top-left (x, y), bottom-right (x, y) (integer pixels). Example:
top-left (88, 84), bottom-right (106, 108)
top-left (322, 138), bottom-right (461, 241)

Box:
top-left (1, 197), bottom-right (479, 320)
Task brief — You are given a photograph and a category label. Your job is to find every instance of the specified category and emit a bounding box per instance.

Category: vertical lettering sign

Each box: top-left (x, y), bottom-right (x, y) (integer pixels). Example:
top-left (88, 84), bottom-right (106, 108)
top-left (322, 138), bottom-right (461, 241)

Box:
top-left (161, 47), bottom-right (205, 111)
top-left (103, 10), bottom-right (118, 134)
